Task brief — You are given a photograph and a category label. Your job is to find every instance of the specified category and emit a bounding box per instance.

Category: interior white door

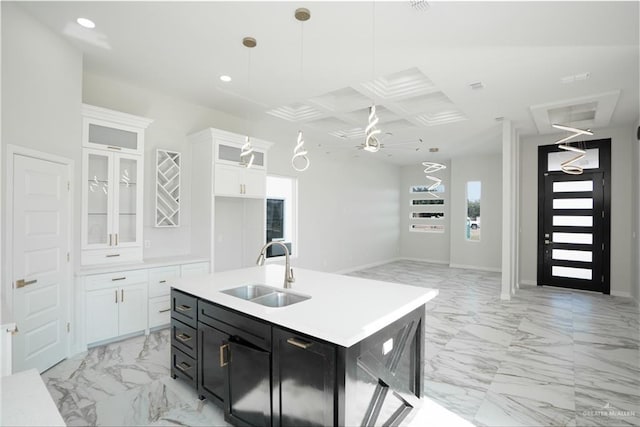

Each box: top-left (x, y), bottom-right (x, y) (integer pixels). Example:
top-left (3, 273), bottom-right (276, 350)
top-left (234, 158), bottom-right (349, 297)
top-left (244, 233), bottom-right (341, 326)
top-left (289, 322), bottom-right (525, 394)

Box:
top-left (12, 154), bottom-right (70, 373)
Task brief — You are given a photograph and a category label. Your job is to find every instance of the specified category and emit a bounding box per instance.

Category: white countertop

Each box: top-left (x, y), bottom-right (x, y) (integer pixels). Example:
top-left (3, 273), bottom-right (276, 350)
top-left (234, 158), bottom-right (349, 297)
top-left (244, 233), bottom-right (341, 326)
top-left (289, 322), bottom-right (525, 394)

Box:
top-left (0, 368), bottom-right (65, 426)
top-left (76, 255), bottom-right (209, 276)
top-left (172, 265), bottom-right (438, 348)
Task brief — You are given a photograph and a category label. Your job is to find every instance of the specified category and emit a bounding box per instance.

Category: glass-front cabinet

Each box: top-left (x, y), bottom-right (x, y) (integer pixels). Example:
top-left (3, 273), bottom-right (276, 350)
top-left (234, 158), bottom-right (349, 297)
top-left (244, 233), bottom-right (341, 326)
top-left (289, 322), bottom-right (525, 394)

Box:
top-left (81, 104), bottom-right (152, 265)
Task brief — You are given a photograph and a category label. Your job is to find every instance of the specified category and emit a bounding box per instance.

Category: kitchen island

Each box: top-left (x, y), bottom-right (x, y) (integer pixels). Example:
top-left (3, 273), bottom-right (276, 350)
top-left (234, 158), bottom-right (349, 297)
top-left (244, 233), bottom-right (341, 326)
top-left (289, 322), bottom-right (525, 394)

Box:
top-left (170, 265), bottom-right (438, 427)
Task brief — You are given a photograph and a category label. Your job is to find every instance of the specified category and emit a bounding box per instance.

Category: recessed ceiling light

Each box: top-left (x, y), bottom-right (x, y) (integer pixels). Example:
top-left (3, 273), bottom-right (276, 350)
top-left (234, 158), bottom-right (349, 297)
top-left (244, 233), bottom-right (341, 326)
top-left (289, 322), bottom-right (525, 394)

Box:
top-left (219, 75), bottom-right (232, 82)
top-left (76, 17), bottom-right (95, 29)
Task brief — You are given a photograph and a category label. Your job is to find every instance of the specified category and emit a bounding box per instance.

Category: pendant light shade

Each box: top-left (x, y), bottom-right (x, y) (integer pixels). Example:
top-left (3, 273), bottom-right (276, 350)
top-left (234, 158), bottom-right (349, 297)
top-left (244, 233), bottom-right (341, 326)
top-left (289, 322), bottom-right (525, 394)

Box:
top-left (422, 161), bottom-right (446, 198)
top-left (552, 123), bottom-right (592, 175)
top-left (292, 131), bottom-right (310, 172)
top-left (364, 105), bottom-right (381, 153)
top-left (240, 136), bottom-right (255, 168)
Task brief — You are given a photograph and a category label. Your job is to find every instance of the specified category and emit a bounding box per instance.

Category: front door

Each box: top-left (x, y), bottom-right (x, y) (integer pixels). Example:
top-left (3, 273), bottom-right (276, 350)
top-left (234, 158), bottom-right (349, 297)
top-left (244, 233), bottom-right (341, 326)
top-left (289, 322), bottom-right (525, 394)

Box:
top-left (12, 153), bottom-right (71, 373)
top-left (538, 140), bottom-right (611, 294)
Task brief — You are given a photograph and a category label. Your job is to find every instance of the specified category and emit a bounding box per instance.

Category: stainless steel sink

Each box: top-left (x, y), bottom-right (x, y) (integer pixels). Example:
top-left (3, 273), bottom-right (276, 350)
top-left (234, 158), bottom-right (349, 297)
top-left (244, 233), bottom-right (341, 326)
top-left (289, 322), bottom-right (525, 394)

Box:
top-left (221, 284), bottom-right (274, 300)
top-left (220, 284), bottom-right (310, 307)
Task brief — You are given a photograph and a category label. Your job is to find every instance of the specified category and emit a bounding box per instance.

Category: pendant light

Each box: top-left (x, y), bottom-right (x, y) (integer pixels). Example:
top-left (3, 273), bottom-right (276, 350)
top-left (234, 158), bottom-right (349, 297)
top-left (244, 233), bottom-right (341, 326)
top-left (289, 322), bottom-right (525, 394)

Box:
top-left (240, 37), bottom-right (256, 168)
top-left (422, 162), bottom-right (446, 198)
top-left (292, 8), bottom-right (310, 172)
top-left (364, 1), bottom-right (382, 153)
top-left (552, 123), bottom-right (592, 175)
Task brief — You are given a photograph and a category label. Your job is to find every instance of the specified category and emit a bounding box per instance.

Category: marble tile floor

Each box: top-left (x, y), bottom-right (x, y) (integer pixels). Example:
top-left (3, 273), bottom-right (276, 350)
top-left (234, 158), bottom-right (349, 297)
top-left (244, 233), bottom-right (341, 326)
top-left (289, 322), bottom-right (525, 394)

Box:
top-left (41, 260), bottom-right (639, 426)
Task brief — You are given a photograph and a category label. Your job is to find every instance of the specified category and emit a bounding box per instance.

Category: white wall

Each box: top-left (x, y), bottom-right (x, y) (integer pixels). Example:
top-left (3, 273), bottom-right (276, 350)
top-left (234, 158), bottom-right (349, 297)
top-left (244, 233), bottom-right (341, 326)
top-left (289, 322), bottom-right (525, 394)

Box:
top-left (267, 143), bottom-right (401, 273)
top-left (519, 125), bottom-right (636, 297)
top-left (399, 163), bottom-right (451, 263)
top-left (450, 154), bottom-right (503, 271)
top-left (82, 72), bottom-right (250, 259)
top-left (1, 3), bottom-right (82, 320)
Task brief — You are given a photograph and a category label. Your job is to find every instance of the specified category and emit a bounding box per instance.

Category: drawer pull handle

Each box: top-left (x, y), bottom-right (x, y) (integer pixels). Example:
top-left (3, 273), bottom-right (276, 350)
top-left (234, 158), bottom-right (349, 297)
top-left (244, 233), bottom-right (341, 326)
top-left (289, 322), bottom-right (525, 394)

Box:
top-left (176, 304), bottom-right (191, 312)
top-left (106, 254), bottom-right (121, 258)
top-left (15, 279), bottom-right (37, 288)
top-left (176, 333), bottom-right (191, 342)
top-left (159, 280), bottom-right (167, 283)
top-left (287, 337), bottom-right (313, 349)
top-left (112, 277), bottom-right (126, 281)
top-left (220, 344), bottom-right (229, 367)
top-left (177, 361), bottom-right (191, 372)
top-left (159, 308), bottom-right (171, 313)
top-left (107, 146), bottom-right (122, 151)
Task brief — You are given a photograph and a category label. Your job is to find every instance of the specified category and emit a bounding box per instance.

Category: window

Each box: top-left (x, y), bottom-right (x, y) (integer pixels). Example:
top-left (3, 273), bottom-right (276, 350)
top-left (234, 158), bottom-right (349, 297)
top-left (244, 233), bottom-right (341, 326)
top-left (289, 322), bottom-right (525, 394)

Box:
top-left (466, 181), bottom-right (481, 241)
top-left (265, 176), bottom-right (297, 258)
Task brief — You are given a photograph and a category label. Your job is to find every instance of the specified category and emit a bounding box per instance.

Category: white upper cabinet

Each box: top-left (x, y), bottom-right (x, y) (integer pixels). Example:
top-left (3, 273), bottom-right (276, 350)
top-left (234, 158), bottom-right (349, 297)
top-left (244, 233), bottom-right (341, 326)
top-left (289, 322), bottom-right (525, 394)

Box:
top-left (82, 104), bottom-right (153, 155)
top-left (189, 128), bottom-right (272, 199)
top-left (81, 105), bottom-right (153, 265)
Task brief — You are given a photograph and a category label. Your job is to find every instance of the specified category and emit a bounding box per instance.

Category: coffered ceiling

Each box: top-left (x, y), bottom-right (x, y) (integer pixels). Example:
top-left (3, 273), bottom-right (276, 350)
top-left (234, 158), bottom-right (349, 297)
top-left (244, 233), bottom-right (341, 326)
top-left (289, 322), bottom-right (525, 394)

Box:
top-left (15, 1), bottom-right (640, 165)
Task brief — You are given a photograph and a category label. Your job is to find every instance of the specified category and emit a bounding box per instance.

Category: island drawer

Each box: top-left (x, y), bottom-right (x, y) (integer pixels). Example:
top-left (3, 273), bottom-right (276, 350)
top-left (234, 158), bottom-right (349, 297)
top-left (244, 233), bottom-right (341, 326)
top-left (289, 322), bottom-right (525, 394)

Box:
top-left (171, 347), bottom-right (196, 388)
top-left (198, 300), bottom-right (271, 350)
top-left (171, 319), bottom-right (197, 358)
top-left (171, 289), bottom-right (197, 327)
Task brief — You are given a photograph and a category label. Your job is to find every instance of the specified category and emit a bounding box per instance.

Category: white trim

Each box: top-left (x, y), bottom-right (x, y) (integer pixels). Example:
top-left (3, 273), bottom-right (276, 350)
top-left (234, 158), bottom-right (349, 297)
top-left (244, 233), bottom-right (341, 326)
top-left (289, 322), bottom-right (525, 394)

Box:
top-left (5, 144), bottom-right (75, 362)
top-left (334, 258), bottom-right (402, 275)
top-left (82, 104), bottom-right (153, 129)
top-left (519, 279), bottom-right (538, 287)
top-left (449, 263), bottom-right (501, 273)
top-left (610, 290), bottom-right (632, 299)
top-left (400, 257), bottom-right (449, 265)
top-left (501, 292), bottom-right (512, 300)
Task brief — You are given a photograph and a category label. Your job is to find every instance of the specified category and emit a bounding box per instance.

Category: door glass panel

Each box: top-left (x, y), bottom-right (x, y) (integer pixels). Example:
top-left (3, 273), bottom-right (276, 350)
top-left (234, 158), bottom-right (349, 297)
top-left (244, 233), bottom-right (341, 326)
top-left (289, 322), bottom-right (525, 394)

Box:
top-left (411, 199), bottom-right (444, 205)
top-left (88, 124), bottom-right (138, 150)
top-left (411, 212), bottom-right (444, 219)
top-left (553, 216), bottom-right (593, 227)
top-left (553, 180), bottom-right (593, 193)
top-left (552, 266), bottom-right (592, 280)
top-left (87, 153), bottom-right (109, 245)
top-left (553, 198), bottom-right (593, 209)
top-left (548, 148), bottom-right (599, 172)
top-left (553, 232), bottom-right (593, 244)
top-left (118, 157), bottom-right (137, 243)
top-left (552, 249), bottom-right (593, 262)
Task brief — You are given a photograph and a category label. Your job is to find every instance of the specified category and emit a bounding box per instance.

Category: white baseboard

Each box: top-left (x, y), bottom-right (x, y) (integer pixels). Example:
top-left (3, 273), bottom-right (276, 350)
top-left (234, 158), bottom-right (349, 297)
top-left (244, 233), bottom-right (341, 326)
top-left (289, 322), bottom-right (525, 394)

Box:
top-left (399, 257), bottom-right (449, 265)
top-left (448, 263), bottom-right (501, 273)
top-left (334, 258), bottom-right (401, 275)
top-left (610, 290), bottom-right (632, 298)
top-left (519, 280), bottom-right (537, 287)
top-left (500, 292), bottom-right (512, 300)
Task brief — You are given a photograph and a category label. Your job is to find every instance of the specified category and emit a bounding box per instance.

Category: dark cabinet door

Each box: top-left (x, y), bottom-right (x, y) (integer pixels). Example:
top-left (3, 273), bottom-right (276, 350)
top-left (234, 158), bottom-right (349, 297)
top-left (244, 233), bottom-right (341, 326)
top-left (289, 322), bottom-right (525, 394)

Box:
top-left (272, 328), bottom-right (336, 427)
top-left (197, 322), bottom-right (227, 405)
top-left (225, 336), bottom-right (272, 427)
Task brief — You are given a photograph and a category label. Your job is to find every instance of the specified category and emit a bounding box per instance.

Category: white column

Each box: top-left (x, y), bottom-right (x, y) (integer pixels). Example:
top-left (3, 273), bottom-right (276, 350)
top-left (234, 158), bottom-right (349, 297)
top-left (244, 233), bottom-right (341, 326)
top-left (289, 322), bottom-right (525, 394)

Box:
top-left (501, 120), bottom-right (518, 300)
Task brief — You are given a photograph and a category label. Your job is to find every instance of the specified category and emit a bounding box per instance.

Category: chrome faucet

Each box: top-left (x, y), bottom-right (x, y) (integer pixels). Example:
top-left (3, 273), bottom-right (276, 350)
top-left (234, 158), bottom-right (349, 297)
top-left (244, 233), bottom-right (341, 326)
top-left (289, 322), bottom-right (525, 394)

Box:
top-left (256, 242), bottom-right (295, 288)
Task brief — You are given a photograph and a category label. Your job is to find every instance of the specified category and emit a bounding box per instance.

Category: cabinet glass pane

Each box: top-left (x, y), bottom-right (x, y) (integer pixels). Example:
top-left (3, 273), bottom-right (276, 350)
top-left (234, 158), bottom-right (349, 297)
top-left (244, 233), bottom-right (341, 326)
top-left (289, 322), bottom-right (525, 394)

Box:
top-left (118, 157), bottom-right (138, 243)
top-left (89, 123), bottom-right (138, 150)
top-left (219, 144), bottom-right (264, 166)
top-left (87, 153), bottom-right (109, 245)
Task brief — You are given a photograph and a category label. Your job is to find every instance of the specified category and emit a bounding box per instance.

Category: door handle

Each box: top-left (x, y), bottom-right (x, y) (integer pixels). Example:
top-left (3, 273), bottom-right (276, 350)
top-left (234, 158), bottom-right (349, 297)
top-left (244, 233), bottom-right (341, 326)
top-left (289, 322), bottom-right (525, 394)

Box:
top-left (121, 289), bottom-right (124, 303)
top-left (287, 337), bottom-right (313, 349)
top-left (15, 279), bottom-right (37, 289)
top-left (220, 344), bottom-right (229, 367)
top-left (109, 234), bottom-right (113, 246)
top-left (115, 233), bottom-right (119, 246)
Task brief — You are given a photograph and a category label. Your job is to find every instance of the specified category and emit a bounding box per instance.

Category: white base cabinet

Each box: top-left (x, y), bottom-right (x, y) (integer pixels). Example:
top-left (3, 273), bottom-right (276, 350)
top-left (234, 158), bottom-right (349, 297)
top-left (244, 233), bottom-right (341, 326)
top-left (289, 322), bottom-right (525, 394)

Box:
top-left (80, 260), bottom-right (210, 348)
top-left (84, 270), bottom-right (149, 345)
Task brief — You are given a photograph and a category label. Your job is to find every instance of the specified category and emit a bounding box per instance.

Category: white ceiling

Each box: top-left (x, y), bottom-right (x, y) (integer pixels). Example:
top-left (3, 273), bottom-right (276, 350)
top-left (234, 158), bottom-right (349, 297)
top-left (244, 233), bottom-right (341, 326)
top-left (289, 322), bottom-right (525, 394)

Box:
top-left (17, 1), bottom-right (640, 165)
